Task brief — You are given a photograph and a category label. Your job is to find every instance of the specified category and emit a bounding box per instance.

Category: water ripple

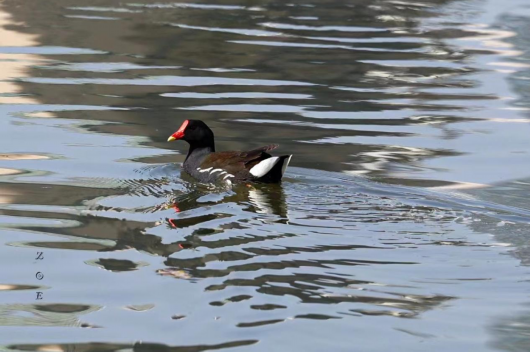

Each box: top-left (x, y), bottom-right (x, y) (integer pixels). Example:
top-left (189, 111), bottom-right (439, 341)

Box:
top-left (1, 0), bottom-right (530, 349)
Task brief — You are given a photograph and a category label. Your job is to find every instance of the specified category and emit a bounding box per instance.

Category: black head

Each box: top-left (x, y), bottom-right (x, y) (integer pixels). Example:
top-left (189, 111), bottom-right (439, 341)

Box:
top-left (167, 120), bottom-right (215, 147)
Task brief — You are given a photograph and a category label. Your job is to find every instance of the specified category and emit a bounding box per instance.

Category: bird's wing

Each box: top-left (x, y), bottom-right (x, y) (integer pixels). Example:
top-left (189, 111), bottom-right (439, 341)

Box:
top-left (200, 145), bottom-right (279, 178)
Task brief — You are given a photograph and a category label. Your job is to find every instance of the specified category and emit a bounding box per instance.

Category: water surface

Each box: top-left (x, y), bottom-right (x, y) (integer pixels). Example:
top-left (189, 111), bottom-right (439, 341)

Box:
top-left (1, 0), bottom-right (530, 351)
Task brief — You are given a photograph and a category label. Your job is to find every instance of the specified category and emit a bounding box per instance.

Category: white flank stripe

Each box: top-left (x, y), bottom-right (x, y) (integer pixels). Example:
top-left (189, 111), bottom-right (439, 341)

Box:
top-left (223, 174), bottom-right (234, 180)
top-left (198, 167), bottom-right (212, 173)
top-left (209, 168), bottom-right (223, 175)
top-left (249, 157), bottom-right (279, 178)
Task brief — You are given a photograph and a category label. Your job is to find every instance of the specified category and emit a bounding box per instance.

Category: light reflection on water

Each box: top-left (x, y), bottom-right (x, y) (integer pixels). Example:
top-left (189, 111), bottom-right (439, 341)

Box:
top-left (0, 0), bottom-right (530, 351)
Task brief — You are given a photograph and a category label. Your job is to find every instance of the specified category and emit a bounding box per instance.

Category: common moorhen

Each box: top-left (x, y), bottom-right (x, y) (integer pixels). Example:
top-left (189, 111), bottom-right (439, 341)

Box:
top-left (168, 120), bottom-right (292, 184)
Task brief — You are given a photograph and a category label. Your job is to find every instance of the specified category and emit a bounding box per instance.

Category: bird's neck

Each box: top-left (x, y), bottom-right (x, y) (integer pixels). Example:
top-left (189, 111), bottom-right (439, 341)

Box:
top-left (184, 141), bottom-right (215, 165)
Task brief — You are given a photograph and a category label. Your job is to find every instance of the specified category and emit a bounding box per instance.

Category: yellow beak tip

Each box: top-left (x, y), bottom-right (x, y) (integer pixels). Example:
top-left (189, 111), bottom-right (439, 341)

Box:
top-left (167, 136), bottom-right (176, 142)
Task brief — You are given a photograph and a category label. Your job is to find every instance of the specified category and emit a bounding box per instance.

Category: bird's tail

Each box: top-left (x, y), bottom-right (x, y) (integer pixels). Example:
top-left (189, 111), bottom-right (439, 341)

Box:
top-left (250, 155), bottom-right (292, 183)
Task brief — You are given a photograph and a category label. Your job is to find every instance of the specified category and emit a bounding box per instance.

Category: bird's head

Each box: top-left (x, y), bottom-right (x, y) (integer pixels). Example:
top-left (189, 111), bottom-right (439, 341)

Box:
top-left (167, 120), bottom-right (214, 146)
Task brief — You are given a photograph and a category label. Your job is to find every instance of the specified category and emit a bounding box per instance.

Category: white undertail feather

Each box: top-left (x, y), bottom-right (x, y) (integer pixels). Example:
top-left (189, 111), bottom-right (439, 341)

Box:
top-left (249, 157), bottom-right (280, 178)
top-left (282, 155), bottom-right (292, 176)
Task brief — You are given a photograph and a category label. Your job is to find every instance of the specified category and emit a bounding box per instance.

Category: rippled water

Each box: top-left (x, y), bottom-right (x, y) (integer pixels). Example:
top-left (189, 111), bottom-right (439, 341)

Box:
top-left (1, 0), bottom-right (530, 351)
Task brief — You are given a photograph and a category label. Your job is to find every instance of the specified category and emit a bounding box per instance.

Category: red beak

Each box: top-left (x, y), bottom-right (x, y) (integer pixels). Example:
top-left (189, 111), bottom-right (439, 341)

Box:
top-left (167, 120), bottom-right (189, 142)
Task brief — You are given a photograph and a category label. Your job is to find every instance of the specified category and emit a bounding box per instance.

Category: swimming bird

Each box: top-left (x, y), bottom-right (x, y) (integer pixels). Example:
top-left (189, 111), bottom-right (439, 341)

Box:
top-left (167, 120), bottom-right (292, 185)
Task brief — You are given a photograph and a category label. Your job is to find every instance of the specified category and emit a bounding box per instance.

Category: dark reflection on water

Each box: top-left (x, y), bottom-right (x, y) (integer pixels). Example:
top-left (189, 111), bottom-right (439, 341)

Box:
top-left (0, 303), bottom-right (101, 327)
top-left (489, 307), bottom-right (530, 352)
top-left (0, 0), bottom-right (530, 351)
top-left (6, 341), bottom-right (260, 352)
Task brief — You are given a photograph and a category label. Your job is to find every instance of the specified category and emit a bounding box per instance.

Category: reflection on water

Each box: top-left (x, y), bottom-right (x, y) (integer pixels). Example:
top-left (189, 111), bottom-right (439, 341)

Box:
top-left (0, 303), bottom-right (101, 327)
top-left (0, 0), bottom-right (530, 351)
top-left (6, 341), bottom-right (260, 352)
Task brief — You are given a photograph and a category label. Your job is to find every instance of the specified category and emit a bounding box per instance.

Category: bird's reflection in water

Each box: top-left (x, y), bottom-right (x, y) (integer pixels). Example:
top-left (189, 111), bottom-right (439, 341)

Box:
top-left (159, 177), bottom-right (290, 256)
top-left (172, 170), bottom-right (289, 218)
